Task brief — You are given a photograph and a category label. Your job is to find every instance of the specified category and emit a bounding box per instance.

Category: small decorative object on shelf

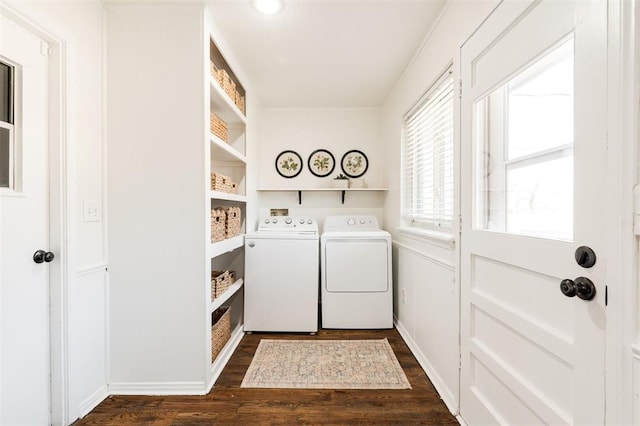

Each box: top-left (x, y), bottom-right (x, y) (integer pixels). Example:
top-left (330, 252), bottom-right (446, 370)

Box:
top-left (331, 173), bottom-right (350, 189)
top-left (210, 112), bottom-right (228, 142)
top-left (211, 306), bottom-right (231, 362)
top-left (349, 178), bottom-right (367, 188)
top-left (211, 208), bottom-right (226, 242)
top-left (308, 149), bottom-right (335, 177)
top-left (341, 149), bottom-right (369, 178)
top-left (275, 150), bottom-right (303, 178)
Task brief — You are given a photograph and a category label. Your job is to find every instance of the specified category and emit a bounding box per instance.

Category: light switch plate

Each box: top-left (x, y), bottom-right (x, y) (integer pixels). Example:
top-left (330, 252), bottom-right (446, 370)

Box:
top-left (83, 199), bottom-right (101, 222)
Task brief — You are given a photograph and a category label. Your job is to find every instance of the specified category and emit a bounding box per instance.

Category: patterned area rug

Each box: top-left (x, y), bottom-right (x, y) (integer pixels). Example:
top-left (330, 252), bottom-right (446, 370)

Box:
top-left (240, 338), bottom-right (411, 389)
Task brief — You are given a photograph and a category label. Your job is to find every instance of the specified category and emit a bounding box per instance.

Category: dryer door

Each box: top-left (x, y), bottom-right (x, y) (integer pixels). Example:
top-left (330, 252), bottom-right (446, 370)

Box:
top-left (324, 239), bottom-right (389, 292)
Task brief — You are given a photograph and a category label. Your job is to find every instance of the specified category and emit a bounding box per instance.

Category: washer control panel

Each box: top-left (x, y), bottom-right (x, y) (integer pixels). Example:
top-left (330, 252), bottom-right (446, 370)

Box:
top-left (258, 216), bottom-right (317, 233)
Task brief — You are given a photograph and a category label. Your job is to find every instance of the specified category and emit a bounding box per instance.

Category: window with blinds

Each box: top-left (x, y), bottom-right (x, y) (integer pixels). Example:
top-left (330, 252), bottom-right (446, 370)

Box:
top-left (402, 70), bottom-right (454, 230)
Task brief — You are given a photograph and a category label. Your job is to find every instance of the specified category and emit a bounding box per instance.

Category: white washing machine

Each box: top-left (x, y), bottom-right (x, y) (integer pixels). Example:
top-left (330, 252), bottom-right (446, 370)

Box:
top-left (321, 215), bottom-right (393, 329)
top-left (244, 216), bottom-right (319, 333)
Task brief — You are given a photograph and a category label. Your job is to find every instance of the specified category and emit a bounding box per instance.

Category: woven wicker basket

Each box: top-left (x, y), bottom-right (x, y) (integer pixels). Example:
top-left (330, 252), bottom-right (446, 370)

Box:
top-left (234, 91), bottom-right (245, 114)
top-left (211, 208), bottom-right (226, 242)
top-left (229, 182), bottom-right (239, 195)
top-left (211, 172), bottom-right (233, 193)
top-left (211, 270), bottom-right (234, 301)
top-left (221, 72), bottom-right (236, 100)
top-left (225, 207), bottom-right (241, 238)
top-left (211, 306), bottom-right (231, 362)
top-left (210, 61), bottom-right (217, 81)
top-left (210, 112), bottom-right (228, 142)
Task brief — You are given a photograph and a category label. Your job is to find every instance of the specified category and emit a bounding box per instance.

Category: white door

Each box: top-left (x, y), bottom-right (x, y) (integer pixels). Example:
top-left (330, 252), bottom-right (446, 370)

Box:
top-left (0, 12), bottom-right (52, 425)
top-left (460, 0), bottom-right (607, 424)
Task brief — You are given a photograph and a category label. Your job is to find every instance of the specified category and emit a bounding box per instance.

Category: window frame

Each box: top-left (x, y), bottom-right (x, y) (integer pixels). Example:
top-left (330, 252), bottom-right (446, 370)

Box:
top-left (401, 67), bottom-right (455, 232)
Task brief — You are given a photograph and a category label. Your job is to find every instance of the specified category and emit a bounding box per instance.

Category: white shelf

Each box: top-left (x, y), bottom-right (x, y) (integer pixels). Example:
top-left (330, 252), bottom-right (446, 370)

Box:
top-left (257, 188), bottom-right (388, 192)
top-left (209, 235), bottom-right (244, 258)
top-left (210, 79), bottom-right (246, 125)
top-left (257, 187), bottom-right (388, 204)
top-left (210, 279), bottom-right (243, 313)
top-left (211, 135), bottom-right (246, 163)
top-left (211, 191), bottom-right (247, 203)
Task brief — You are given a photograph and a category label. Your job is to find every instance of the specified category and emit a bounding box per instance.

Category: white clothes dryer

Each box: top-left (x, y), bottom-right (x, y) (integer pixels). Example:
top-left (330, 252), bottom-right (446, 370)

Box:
top-left (244, 216), bottom-right (319, 333)
top-left (321, 215), bottom-right (393, 329)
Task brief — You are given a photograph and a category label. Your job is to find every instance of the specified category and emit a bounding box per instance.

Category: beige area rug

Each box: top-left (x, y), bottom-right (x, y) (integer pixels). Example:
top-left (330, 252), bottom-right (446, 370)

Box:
top-left (240, 338), bottom-right (411, 389)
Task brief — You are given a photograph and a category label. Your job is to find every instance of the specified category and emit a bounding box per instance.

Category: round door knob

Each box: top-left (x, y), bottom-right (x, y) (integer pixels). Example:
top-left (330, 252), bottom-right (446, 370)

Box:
top-left (560, 279), bottom-right (576, 297)
top-left (574, 277), bottom-right (596, 300)
top-left (560, 277), bottom-right (596, 301)
top-left (33, 250), bottom-right (54, 264)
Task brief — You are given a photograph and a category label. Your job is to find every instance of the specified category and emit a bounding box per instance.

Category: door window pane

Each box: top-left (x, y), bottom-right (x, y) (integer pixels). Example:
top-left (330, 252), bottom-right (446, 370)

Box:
top-left (506, 154), bottom-right (572, 238)
top-left (0, 127), bottom-right (10, 187)
top-left (0, 61), bottom-right (15, 189)
top-left (475, 38), bottom-right (574, 241)
top-left (0, 62), bottom-right (13, 124)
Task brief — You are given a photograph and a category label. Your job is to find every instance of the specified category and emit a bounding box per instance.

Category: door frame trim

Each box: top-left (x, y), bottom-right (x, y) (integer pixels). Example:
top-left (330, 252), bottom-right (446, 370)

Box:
top-left (605, 1), bottom-right (638, 424)
top-left (0, 3), bottom-right (70, 425)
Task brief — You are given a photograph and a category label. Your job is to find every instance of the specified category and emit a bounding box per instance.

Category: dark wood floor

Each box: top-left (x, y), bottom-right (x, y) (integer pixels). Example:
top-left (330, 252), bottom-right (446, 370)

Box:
top-left (75, 328), bottom-right (457, 425)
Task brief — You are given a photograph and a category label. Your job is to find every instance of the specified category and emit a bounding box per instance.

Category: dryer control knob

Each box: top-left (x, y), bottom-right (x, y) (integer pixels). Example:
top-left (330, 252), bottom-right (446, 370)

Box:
top-left (307, 219), bottom-right (313, 224)
top-left (360, 219), bottom-right (365, 224)
top-left (299, 219), bottom-right (305, 224)
top-left (347, 218), bottom-right (356, 226)
top-left (272, 218), bottom-right (278, 224)
top-left (285, 218), bottom-right (292, 224)
top-left (264, 219), bottom-right (270, 224)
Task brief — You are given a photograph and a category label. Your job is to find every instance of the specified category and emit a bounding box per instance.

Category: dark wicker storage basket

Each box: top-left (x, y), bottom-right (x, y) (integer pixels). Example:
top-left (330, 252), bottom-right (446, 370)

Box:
top-left (211, 306), bottom-right (231, 362)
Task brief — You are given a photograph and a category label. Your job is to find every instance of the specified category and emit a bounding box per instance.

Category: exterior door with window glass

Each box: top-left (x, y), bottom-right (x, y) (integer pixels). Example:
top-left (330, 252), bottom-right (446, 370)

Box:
top-left (0, 12), bottom-right (51, 424)
top-left (460, 0), bottom-right (607, 424)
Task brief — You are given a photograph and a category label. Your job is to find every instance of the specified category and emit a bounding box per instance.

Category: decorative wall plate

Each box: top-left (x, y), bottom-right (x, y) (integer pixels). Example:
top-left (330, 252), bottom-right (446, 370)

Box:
top-left (341, 150), bottom-right (368, 178)
top-left (275, 150), bottom-right (303, 178)
top-left (308, 149), bottom-right (335, 177)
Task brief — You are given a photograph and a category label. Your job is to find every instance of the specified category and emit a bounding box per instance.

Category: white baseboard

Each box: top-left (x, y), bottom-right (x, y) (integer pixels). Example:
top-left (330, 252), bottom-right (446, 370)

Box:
top-left (78, 385), bottom-right (109, 418)
top-left (633, 344), bottom-right (640, 425)
top-left (395, 319), bottom-right (459, 416)
top-left (108, 380), bottom-right (207, 396)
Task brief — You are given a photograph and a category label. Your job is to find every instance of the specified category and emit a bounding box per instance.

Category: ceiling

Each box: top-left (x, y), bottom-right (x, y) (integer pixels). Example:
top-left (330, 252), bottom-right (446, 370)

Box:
top-left (206, 0), bottom-right (446, 109)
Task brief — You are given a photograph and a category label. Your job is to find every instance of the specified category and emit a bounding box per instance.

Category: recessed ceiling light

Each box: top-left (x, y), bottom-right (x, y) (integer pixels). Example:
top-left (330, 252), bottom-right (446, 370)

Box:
top-left (252, 0), bottom-right (284, 15)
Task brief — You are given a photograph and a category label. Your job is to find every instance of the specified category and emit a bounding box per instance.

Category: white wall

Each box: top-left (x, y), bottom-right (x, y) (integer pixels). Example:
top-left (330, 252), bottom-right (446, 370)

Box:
top-left (381, 0), bottom-right (498, 414)
top-left (6, 0), bottom-right (108, 422)
top-left (255, 107), bottom-right (386, 230)
top-left (106, 2), bottom-right (207, 390)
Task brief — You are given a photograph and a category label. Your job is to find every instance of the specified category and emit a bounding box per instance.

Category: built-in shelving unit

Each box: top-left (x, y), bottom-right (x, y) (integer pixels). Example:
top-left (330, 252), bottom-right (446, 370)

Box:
top-left (207, 34), bottom-right (247, 388)
top-left (106, 2), bottom-right (251, 397)
top-left (257, 188), bottom-right (388, 204)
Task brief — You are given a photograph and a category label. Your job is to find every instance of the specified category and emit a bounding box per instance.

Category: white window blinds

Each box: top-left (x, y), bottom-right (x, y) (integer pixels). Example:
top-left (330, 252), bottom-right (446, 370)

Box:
top-left (402, 70), bottom-right (454, 229)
